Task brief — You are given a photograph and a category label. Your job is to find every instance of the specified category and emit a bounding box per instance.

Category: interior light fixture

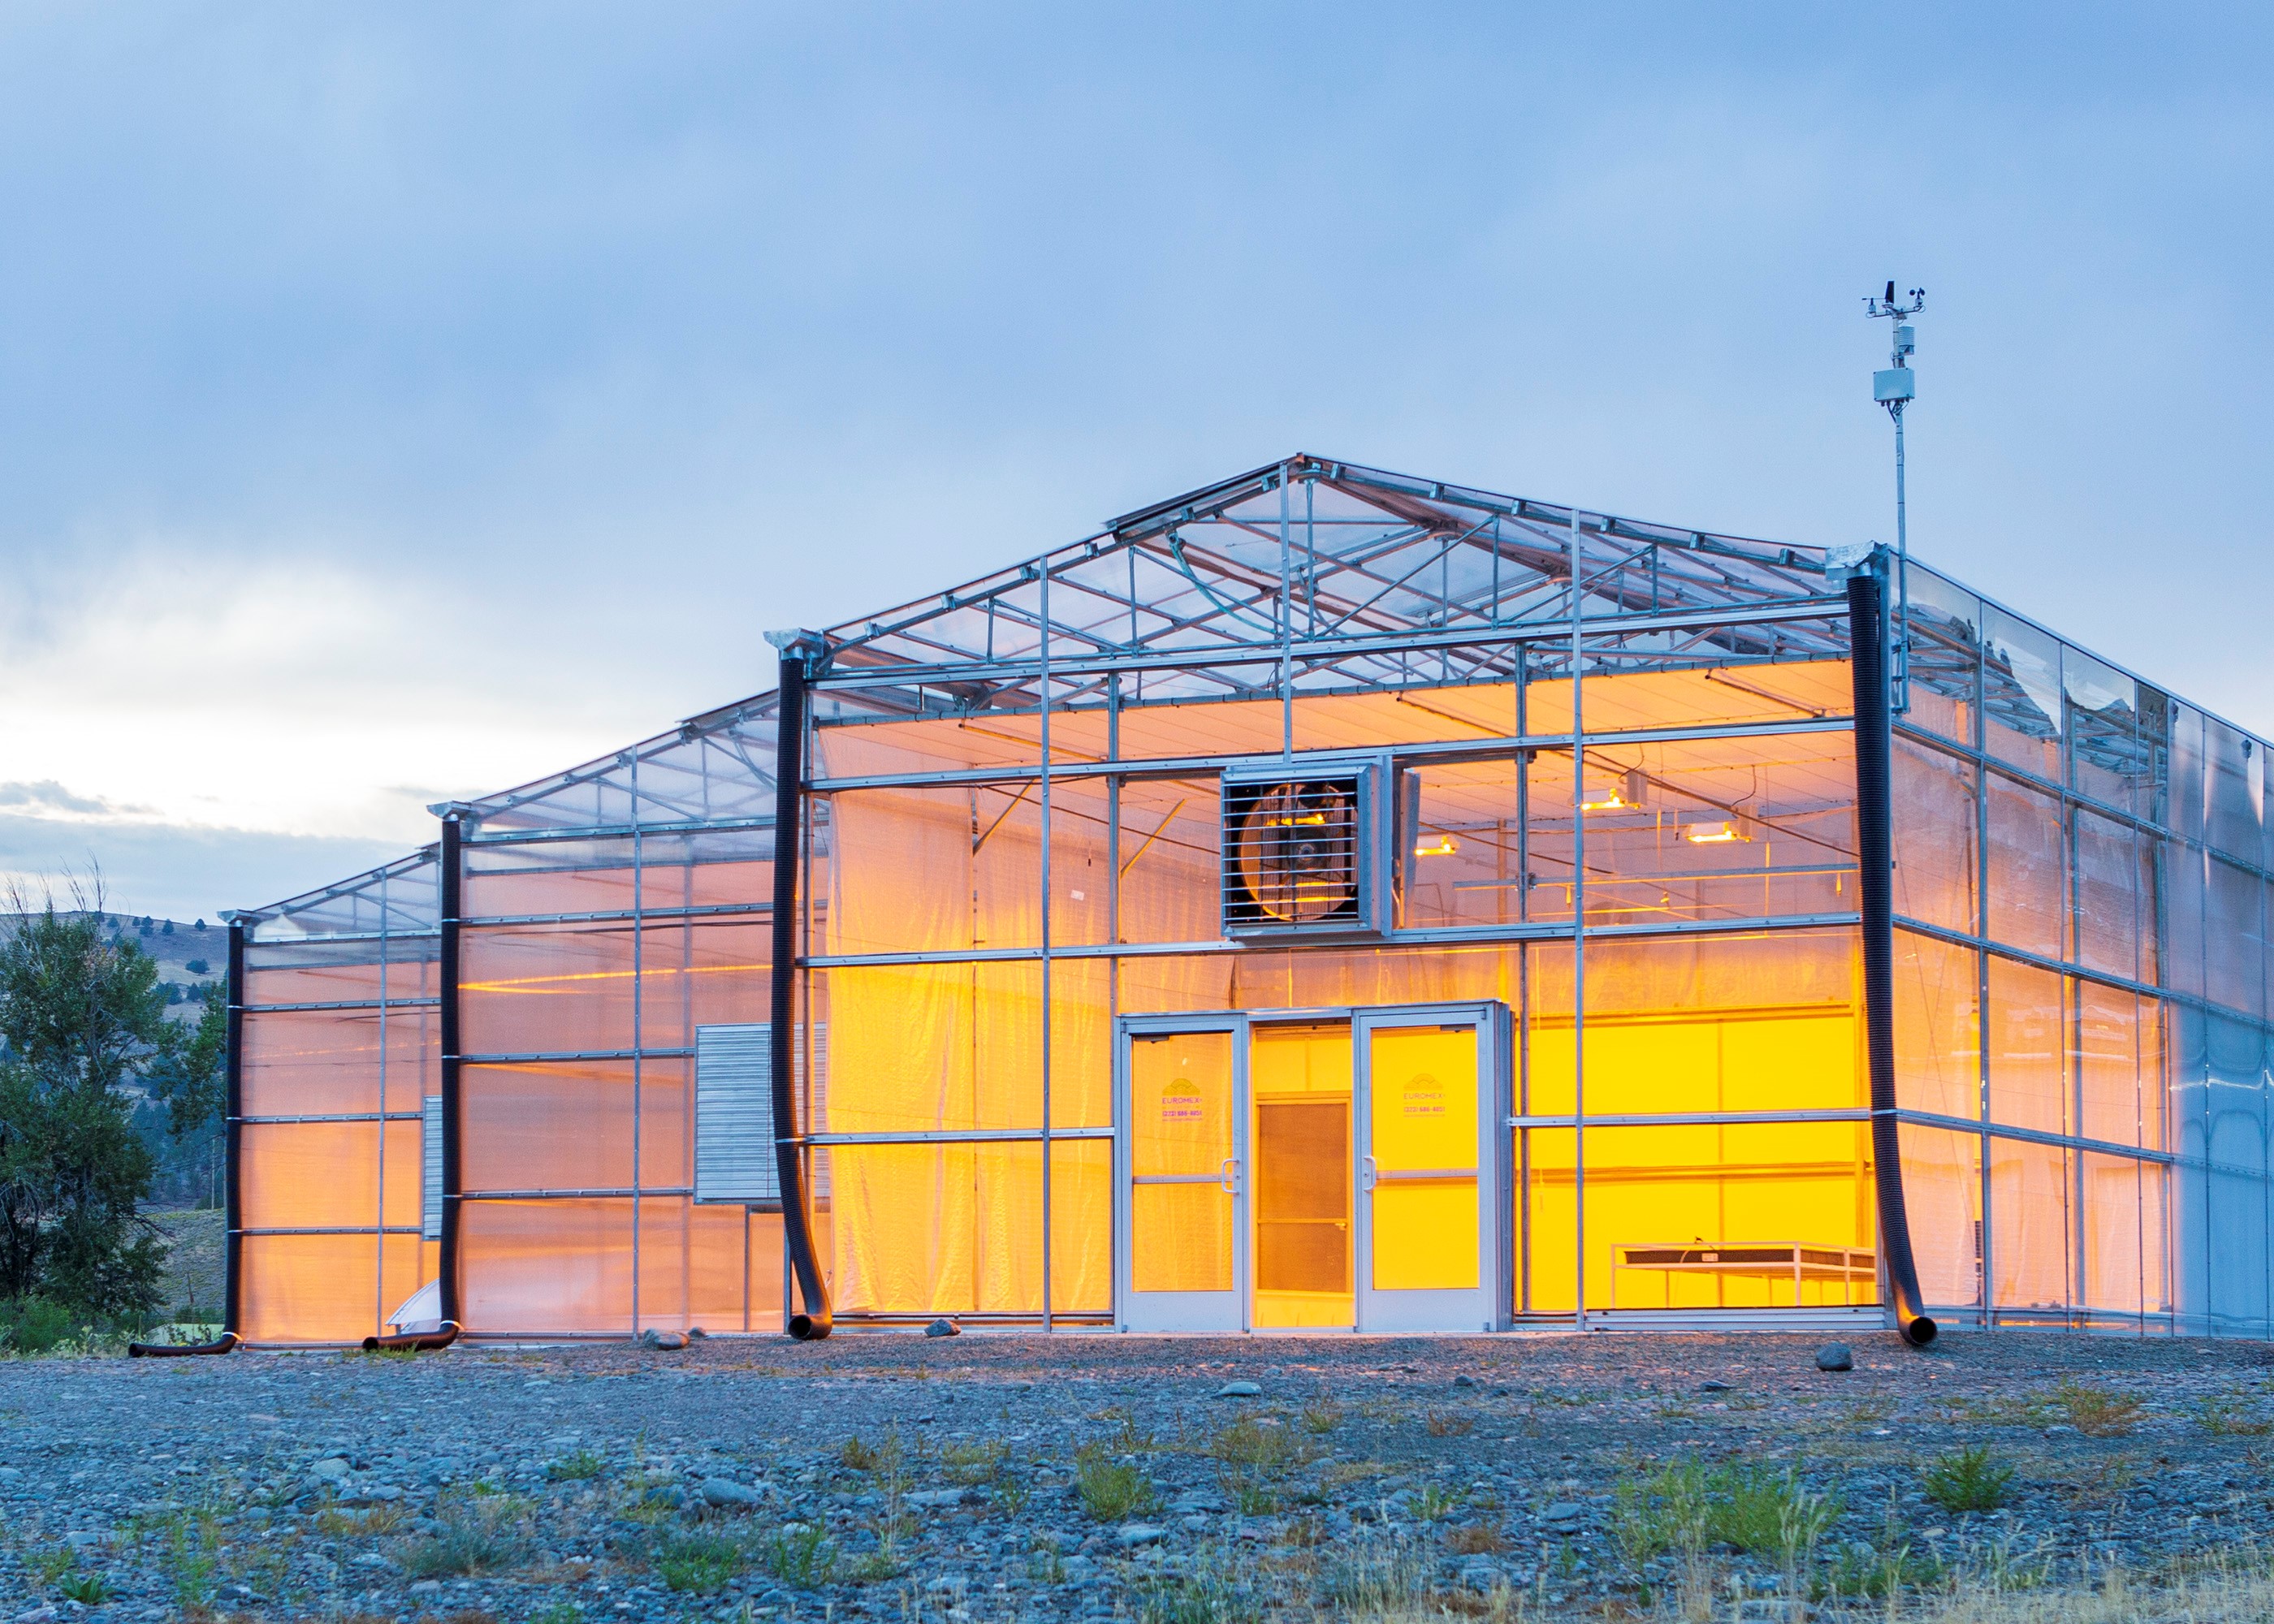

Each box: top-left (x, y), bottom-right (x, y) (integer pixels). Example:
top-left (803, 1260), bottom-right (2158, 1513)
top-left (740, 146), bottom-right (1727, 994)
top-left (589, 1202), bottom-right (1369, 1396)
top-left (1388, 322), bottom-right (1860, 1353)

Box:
top-left (1682, 819), bottom-right (1752, 844)
top-left (1580, 768), bottom-right (1649, 814)
top-left (1412, 833), bottom-right (1459, 857)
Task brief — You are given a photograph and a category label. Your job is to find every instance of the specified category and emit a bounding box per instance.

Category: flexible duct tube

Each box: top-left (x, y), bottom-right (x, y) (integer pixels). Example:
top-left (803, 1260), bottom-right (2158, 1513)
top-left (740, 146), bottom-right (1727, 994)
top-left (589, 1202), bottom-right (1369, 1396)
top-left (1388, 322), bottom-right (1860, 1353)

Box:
top-left (1848, 567), bottom-right (1939, 1347)
top-left (128, 1332), bottom-right (240, 1358)
top-left (361, 1321), bottom-right (460, 1353)
top-left (771, 651), bottom-right (832, 1340)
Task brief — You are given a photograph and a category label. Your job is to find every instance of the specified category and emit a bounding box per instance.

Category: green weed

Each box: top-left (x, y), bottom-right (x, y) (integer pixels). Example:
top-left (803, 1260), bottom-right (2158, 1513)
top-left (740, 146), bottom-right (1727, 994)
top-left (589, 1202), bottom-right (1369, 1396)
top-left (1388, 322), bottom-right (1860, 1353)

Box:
top-left (547, 1448), bottom-right (607, 1481)
top-left (2052, 1378), bottom-right (2144, 1437)
top-left (1302, 1396), bottom-right (1344, 1435)
top-left (1074, 1440), bottom-right (1162, 1522)
top-left (1211, 1415), bottom-right (1308, 1471)
top-left (655, 1531), bottom-right (746, 1592)
top-left (2198, 1394), bottom-right (2274, 1436)
top-left (57, 1571), bottom-right (113, 1604)
top-left (1610, 1459), bottom-right (1842, 1563)
top-left (1135, 1561), bottom-right (1260, 1623)
top-left (1922, 1445), bottom-right (2017, 1514)
top-left (392, 1494), bottom-right (527, 1578)
top-left (763, 1522), bottom-right (838, 1588)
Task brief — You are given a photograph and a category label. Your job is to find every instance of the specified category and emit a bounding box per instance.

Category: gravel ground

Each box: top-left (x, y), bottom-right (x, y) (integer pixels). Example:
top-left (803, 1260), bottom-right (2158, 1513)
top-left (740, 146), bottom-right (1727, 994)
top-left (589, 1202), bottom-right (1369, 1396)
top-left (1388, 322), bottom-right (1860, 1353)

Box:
top-left (3, 1329), bottom-right (2273, 1621)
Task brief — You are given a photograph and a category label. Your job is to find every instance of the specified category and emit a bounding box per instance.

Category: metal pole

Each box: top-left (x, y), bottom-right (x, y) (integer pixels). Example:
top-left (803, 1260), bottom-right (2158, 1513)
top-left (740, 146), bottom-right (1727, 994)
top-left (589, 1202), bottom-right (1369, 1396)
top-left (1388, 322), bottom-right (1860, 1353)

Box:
top-left (1570, 508), bottom-right (1587, 1333)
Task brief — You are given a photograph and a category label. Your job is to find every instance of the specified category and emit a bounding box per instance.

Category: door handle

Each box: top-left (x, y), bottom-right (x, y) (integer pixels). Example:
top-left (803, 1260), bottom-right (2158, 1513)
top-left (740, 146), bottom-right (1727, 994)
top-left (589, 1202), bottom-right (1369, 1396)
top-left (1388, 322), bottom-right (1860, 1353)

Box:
top-left (1360, 1155), bottom-right (1377, 1192)
top-left (1220, 1157), bottom-right (1240, 1194)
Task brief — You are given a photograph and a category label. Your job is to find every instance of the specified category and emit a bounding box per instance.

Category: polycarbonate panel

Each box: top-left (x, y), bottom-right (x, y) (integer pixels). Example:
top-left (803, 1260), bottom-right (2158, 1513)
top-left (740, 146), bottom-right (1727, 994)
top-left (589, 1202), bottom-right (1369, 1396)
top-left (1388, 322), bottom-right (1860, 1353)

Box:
top-left (1049, 1140), bottom-right (1112, 1314)
top-left (1404, 758), bottom-right (1520, 929)
top-left (244, 959), bottom-right (390, 1008)
top-left (1525, 733), bottom-right (1857, 927)
top-left (1900, 564), bottom-right (1979, 748)
top-left (2207, 857), bottom-right (2265, 1020)
top-left (2163, 838), bottom-right (2206, 1001)
top-left (465, 853), bottom-right (639, 921)
top-left (1048, 775), bottom-right (1114, 948)
top-left (2064, 645), bottom-right (2142, 814)
top-left (460, 923), bottom-right (638, 1056)
top-left (1584, 661), bottom-right (1853, 733)
top-left (1986, 955), bottom-right (2064, 1136)
top-left (460, 1198), bottom-right (635, 1333)
top-left (1894, 929), bottom-right (1979, 1119)
top-left (2075, 979), bottom-right (2144, 1147)
top-left (1984, 771), bottom-right (2063, 958)
top-left (635, 1196), bottom-right (750, 1330)
top-left (638, 1056), bottom-right (691, 1189)
top-left (2168, 703), bottom-right (2206, 843)
top-left (240, 1122), bottom-right (384, 1231)
top-left (2206, 718), bottom-right (2263, 864)
top-left (239, 1233), bottom-right (414, 1345)
top-left (1115, 776), bottom-right (1221, 944)
top-left (1578, 1121), bottom-right (1876, 1311)
top-left (1516, 1126), bottom-right (1576, 1312)
top-left (1989, 1137), bottom-right (2070, 1312)
top-left (241, 1008), bottom-right (392, 1117)
top-left (1109, 687), bottom-right (1286, 764)
top-left (1891, 736), bottom-right (1977, 933)
top-left (1898, 1123), bottom-right (1982, 1309)
top-left (826, 784), bottom-right (1043, 954)
top-left (460, 1062), bottom-right (636, 1193)
top-left (1048, 957), bottom-right (1111, 1129)
top-left (2080, 1151), bottom-right (2149, 1315)
top-left (2072, 810), bottom-right (2142, 982)
top-left (1981, 606), bottom-right (2061, 780)
top-left (747, 1211), bottom-right (785, 1333)
top-left (819, 961), bottom-right (1042, 1133)
top-left (828, 1142), bottom-right (1044, 1313)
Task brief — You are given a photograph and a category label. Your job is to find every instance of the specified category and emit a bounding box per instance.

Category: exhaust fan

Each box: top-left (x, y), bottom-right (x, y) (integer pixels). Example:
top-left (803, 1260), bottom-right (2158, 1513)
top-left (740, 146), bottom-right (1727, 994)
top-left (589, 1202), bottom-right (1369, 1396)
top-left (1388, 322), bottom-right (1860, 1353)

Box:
top-left (1221, 756), bottom-right (1397, 938)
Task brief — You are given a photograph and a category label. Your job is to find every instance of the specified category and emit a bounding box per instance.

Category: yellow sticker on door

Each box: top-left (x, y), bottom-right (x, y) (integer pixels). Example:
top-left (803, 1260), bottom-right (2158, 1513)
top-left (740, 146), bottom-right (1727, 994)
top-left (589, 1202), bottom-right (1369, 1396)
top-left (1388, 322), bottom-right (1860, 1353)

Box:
top-left (1161, 1079), bottom-right (1206, 1123)
top-left (1402, 1073), bottom-right (1445, 1116)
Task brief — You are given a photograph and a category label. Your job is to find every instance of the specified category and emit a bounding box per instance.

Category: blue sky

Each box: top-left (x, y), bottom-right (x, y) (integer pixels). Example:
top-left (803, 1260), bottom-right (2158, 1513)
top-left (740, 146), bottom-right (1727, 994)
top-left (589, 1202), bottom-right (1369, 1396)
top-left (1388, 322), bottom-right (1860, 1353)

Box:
top-left (1, 3), bottom-right (2269, 919)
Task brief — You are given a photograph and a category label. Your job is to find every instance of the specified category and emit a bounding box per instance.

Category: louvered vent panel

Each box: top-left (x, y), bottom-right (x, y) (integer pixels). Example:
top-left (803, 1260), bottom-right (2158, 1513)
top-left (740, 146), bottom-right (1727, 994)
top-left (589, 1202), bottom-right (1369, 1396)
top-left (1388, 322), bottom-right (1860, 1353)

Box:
top-left (694, 1023), bottom-right (827, 1207)
top-left (1221, 759), bottom-right (1390, 937)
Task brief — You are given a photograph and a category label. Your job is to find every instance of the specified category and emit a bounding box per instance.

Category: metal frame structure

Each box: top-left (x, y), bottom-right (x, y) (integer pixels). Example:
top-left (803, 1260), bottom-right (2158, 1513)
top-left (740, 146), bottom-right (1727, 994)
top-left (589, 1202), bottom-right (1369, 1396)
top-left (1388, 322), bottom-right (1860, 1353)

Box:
top-left (221, 454), bottom-right (2272, 1343)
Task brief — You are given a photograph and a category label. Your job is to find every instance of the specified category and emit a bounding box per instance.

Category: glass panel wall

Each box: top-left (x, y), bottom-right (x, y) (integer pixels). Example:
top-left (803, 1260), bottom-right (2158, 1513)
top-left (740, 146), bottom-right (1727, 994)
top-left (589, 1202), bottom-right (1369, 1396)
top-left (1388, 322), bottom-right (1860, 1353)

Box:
top-left (452, 755), bottom-right (782, 1337)
top-left (1893, 559), bottom-right (2271, 1332)
top-left (810, 632), bottom-right (1869, 1329)
top-left (236, 853), bottom-right (439, 1345)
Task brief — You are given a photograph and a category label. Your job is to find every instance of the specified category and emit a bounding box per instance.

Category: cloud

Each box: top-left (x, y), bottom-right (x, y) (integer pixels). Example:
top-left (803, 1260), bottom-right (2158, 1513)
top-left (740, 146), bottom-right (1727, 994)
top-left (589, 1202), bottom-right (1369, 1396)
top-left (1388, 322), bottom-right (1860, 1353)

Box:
top-left (0, 780), bottom-right (151, 818)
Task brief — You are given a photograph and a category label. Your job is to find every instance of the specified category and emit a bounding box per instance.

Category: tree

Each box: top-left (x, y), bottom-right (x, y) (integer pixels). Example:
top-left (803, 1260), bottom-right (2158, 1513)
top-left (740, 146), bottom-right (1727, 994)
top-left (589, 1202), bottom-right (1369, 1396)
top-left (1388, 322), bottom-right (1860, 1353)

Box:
top-left (0, 896), bottom-right (173, 1316)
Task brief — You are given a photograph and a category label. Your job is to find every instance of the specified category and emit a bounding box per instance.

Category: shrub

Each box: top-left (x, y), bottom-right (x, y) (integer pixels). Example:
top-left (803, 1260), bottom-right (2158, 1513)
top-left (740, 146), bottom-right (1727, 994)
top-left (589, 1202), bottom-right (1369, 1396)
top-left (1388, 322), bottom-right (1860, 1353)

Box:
top-left (545, 1449), bottom-right (606, 1481)
top-left (1922, 1445), bottom-right (2017, 1514)
top-left (0, 1296), bottom-right (84, 1353)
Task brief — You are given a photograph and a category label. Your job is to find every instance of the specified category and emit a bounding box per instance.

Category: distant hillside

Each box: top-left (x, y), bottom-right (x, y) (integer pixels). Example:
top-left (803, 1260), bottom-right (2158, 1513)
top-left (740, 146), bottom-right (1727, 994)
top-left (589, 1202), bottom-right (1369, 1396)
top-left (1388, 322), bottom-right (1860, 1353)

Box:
top-left (0, 909), bottom-right (226, 1024)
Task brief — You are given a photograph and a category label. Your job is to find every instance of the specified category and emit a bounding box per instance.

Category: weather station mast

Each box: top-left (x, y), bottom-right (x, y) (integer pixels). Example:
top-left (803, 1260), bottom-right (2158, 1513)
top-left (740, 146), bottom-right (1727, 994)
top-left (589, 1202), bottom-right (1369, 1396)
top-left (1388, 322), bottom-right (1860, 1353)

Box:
top-left (1865, 281), bottom-right (1924, 711)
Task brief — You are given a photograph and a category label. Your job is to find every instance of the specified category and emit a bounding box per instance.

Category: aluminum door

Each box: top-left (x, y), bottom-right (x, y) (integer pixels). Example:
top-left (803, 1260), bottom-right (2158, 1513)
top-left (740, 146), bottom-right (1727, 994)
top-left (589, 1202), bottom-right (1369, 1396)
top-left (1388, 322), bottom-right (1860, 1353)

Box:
top-left (1354, 1003), bottom-right (1509, 1332)
top-left (1116, 1016), bottom-right (1247, 1332)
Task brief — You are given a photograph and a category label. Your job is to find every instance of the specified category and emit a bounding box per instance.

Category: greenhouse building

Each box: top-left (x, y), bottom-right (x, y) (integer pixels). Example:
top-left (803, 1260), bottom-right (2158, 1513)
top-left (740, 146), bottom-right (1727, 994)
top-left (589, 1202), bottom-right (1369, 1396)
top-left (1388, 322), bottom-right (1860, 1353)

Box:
top-left (221, 456), bottom-right (2268, 1349)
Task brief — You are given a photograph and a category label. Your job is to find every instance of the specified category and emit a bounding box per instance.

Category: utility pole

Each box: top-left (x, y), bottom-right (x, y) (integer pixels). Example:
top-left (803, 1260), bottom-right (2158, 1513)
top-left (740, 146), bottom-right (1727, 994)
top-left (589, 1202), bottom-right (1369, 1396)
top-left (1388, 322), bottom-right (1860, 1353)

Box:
top-left (1865, 281), bottom-right (1924, 713)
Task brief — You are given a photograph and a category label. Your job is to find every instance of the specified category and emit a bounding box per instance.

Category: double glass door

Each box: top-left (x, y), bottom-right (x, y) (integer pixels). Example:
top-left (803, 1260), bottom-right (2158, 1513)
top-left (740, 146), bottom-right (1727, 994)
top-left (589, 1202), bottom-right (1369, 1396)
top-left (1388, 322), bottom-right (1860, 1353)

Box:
top-left (1113, 1003), bottom-right (1508, 1333)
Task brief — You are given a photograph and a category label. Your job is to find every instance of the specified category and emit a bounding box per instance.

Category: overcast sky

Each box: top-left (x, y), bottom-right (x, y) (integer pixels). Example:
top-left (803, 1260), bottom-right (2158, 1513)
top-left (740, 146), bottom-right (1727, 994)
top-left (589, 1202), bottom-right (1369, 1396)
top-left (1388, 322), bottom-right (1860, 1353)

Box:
top-left (2, 3), bottom-right (2270, 921)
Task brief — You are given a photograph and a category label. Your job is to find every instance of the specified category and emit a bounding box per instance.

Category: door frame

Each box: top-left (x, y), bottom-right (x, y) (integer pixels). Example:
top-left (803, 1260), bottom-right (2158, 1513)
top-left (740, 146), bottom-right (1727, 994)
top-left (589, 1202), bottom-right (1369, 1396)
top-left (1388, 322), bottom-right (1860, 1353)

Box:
top-left (1113, 1012), bottom-right (1251, 1332)
top-left (1113, 1001), bottom-right (1512, 1333)
top-left (1352, 1001), bottom-right (1513, 1334)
